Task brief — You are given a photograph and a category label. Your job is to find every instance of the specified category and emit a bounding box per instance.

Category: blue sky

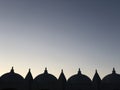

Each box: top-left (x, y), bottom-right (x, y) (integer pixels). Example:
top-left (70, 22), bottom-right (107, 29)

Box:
top-left (0, 0), bottom-right (120, 79)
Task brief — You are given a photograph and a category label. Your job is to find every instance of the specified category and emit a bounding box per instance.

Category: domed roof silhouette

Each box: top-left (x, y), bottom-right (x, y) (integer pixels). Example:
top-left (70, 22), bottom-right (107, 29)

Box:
top-left (102, 68), bottom-right (120, 83)
top-left (1, 67), bottom-right (24, 82)
top-left (34, 68), bottom-right (57, 83)
top-left (68, 68), bottom-right (91, 84)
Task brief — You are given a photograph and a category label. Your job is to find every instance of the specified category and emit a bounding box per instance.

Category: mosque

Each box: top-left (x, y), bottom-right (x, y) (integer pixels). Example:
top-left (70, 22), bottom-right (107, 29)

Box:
top-left (0, 67), bottom-right (120, 90)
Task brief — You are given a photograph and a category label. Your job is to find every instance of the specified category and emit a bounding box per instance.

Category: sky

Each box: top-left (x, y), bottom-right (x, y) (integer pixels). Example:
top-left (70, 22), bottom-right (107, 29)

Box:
top-left (0, 0), bottom-right (120, 79)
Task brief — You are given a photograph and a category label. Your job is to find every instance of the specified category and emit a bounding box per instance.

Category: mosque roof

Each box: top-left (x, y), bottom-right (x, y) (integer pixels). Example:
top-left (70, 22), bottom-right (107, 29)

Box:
top-left (102, 68), bottom-right (120, 83)
top-left (1, 67), bottom-right (24, 82)
top-left (67, 68), bottom-right (91, 84)
top-left (34, 68), bottom-right (57, 83)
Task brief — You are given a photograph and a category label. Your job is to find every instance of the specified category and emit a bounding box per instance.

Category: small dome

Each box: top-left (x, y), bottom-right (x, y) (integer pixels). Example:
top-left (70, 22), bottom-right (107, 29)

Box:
top-left (68, 69), bottom-right (91, 84)
top-left (34, 68), bottom-right (57, 83)
top-left (92, 69), bottom-right (101, 83)
top-left (1, 67), bottom-right (24, 82)
top-left (58, 69), bottom-right (66, 82)
top-left (102, 68), bottom-right (120, 83)
top-left (25, 68), bottom-right (33, 81)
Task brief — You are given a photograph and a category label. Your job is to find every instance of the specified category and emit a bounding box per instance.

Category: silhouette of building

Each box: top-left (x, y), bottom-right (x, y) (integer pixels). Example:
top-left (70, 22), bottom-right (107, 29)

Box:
top-left (0, 67), bottom-right (120, 90)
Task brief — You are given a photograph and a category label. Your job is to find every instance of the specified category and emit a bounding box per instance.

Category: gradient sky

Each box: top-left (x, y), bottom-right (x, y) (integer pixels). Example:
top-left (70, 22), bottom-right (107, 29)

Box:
top-left (0, 0), bottom-right (120, 79)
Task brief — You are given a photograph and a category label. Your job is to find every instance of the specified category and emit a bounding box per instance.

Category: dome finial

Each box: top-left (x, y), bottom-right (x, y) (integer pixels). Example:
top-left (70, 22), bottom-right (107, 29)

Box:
top-left (10, 66), bottom-right (14, 73)
top-left (112, 67), bottom-right (116, 74)
top-left (29, 68), bottom-right (31, 72)
top-left (44, 67), bottom-right (48, 74)
top-left (61, 69), bottom-right (63, 73)
top-left (78, 68), bottom-right (81, 74)
top-left (95, 69), bottom-right (98, 73)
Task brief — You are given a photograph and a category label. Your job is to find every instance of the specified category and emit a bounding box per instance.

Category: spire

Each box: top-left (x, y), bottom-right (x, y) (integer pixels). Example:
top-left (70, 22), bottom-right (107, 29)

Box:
top-left (59, 69), bottom-right (66, 78)
top-left (112, 67), bottom-right (116, 74)
top-left (78, 68), bottom-right (81, 75)
top-left (93, 69), bottom-right (101, 90)
top-left (10, 66), bottom-right (14, 73)
top-left (93, 69), bottom-right (101, 81)
top-left (58, 69), bottom-right (66, 83)
top-left (44, 67), bottom-right (48, 74)
top-left (25, 68), bottom-right (33, 81)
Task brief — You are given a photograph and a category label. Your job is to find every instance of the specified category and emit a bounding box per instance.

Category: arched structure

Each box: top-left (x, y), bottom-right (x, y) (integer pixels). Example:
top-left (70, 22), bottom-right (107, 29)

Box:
top-left (101, 68), bottom-right (120, 90)
top-left (33, 68), bottom-right (58, 90)
top-left (0, 67), bottom-right (26, 90)
top-left (66, 68), bottom-right (93, 90)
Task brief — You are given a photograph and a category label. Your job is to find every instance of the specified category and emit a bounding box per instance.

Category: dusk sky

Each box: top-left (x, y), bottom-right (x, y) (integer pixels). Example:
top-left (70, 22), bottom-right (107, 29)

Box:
top-left (0, 0), bottom-right (120, 79)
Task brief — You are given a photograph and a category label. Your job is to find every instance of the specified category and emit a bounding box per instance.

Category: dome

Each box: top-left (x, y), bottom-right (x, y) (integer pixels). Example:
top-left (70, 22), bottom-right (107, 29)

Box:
top-left (68, 69), bottom-right (91, 84)
top-left (102, 68), bottom-right (120, 83)
top-left (1, 67), bottom-right (24, 82)
top-left (34, 68), bottom-right (57, 83)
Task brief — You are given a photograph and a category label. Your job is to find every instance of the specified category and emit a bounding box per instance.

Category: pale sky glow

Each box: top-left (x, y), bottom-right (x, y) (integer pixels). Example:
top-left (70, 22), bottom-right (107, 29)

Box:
top-left (0, 0), bottom-right (120, 79)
